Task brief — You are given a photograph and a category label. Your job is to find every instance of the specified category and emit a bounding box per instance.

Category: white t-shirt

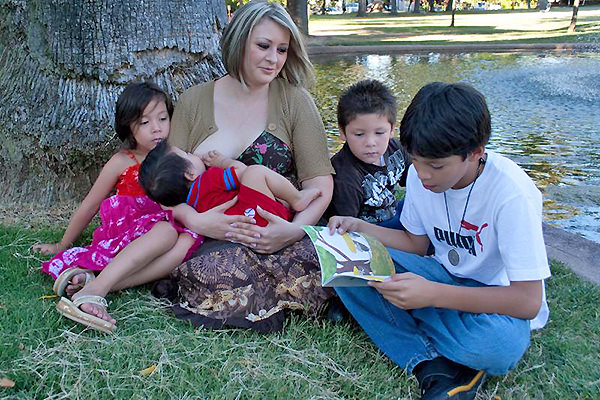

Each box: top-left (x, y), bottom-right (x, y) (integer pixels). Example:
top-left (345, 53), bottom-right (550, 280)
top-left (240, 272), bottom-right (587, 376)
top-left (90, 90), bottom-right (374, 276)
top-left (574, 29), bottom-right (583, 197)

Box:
top-left (400, 151), bottom-right (551, 329)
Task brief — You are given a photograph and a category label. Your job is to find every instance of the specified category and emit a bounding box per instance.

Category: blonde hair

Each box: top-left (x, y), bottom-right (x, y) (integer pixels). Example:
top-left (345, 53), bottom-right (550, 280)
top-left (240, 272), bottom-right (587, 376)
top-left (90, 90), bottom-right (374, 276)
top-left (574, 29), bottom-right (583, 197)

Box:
top-left (221, 0), bottom-right (314, 88)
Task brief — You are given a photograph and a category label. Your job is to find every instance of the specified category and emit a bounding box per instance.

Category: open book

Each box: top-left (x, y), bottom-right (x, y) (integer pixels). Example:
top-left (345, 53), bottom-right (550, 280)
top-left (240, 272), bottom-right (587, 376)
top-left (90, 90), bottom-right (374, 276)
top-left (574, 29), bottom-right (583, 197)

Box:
top-left (302, 225), bottom-right (395, 287)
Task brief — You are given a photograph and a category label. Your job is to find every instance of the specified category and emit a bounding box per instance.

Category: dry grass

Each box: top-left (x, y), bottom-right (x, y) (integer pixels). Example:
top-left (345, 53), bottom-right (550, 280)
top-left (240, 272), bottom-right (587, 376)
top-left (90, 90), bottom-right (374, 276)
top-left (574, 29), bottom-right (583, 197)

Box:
top-left (0, 202), bottom-right (79, 229)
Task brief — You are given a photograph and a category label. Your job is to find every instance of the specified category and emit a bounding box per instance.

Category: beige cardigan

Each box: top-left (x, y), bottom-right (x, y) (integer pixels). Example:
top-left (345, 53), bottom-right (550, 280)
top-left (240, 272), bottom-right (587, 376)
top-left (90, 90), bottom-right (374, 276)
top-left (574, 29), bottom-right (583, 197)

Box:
top-left (169, 78), bottom-right (334, 183)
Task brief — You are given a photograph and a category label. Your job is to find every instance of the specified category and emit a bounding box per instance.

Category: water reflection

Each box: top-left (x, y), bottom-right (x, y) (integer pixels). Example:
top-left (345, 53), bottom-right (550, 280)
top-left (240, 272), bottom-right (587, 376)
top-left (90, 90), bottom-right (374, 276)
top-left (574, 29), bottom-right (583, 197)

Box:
top-left (312, 52), bottom-right (600, 243)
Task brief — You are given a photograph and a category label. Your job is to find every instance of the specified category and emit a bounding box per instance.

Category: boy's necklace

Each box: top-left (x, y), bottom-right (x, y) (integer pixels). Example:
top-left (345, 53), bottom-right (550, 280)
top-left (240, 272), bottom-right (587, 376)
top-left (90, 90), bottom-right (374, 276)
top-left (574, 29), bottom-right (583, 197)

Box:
top-left (443, 157), bottom-right (485, 267)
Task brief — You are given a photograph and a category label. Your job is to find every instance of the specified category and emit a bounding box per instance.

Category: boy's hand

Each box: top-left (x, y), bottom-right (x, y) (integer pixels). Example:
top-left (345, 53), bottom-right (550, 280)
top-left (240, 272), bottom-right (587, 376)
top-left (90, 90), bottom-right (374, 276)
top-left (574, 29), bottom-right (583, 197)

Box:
top-left (370, 273), bottom-right (437, 310)
top-left (32, 242), bottom-right (66, 256)
top-left (327, 215), bottom-right (364, 235)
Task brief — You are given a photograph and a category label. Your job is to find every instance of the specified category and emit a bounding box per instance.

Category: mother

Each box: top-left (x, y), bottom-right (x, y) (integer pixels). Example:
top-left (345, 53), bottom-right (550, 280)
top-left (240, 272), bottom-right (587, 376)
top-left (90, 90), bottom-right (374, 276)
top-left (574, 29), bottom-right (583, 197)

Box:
top-left (163, 0), bottom-right (335, 332)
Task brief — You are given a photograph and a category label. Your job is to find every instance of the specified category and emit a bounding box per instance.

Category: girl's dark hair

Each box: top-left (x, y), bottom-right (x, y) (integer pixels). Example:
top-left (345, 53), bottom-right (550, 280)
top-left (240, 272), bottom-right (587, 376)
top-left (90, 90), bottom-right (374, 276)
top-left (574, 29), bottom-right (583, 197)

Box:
top-left (139, 140), bottom-right (192, 206)
top-left (400, 82), bottom-right (491, 159)
top-left (337, 79), bottom-right (397, 130)
top-left (115, 82), bottom-right (174, 149)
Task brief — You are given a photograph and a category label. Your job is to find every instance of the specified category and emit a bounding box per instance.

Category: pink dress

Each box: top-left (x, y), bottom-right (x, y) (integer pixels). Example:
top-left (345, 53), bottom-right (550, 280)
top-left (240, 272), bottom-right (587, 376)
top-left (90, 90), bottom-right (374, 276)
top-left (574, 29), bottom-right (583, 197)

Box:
top-left (41, 151), bottom-right (203, 280)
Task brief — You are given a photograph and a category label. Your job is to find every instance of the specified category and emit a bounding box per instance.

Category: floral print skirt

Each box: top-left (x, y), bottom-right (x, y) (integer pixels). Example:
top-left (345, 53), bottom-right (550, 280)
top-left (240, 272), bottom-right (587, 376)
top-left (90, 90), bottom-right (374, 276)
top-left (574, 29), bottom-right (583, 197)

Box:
top-left (155, 237), bottom-right (334, 333)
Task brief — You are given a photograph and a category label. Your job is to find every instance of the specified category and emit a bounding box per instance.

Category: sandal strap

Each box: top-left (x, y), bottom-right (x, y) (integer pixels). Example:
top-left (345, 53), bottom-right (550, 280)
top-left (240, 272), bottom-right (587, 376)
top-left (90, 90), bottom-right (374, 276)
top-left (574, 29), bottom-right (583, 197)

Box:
top-left (84, 272), bottom-right (95, 284)
top-left (73, 295), bottom-right (108, 308)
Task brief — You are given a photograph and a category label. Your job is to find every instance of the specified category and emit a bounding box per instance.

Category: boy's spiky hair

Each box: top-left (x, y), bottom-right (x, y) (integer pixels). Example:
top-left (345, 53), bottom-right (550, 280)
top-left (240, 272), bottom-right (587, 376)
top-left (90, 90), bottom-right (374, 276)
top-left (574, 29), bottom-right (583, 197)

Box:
top-left (337, 79), bottom-right (397, 130)
top-left (400, 82), bottom-right (491, 159)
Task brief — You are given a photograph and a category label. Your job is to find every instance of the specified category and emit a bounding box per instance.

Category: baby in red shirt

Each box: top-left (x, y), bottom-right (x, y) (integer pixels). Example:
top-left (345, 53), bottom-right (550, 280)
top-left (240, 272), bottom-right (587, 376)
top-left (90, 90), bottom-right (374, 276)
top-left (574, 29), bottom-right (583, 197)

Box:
top-left (140, 140), bottom-right (321, 227)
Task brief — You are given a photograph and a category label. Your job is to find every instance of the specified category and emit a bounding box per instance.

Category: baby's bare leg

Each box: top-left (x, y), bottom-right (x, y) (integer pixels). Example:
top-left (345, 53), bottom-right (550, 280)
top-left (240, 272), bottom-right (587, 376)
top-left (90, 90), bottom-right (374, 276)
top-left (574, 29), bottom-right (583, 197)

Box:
top-left (240, 165), bottom-right (321, 212)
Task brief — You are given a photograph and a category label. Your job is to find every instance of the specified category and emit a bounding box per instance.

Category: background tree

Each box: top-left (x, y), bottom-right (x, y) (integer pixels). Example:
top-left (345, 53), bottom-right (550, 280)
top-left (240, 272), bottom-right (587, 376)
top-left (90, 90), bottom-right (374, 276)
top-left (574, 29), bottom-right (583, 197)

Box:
top-left (568, 0), bottom-right (581, 33)
top-left (288, 0), bottom-right (309, 34)
top-left (0, 0), bottom-right (227, 205)
top-left (450, 0), bottom-right (457, 26)
top-left (358, 0), bottom-right (367, 16)
top-left (412, 0), bottom-right (421, 13)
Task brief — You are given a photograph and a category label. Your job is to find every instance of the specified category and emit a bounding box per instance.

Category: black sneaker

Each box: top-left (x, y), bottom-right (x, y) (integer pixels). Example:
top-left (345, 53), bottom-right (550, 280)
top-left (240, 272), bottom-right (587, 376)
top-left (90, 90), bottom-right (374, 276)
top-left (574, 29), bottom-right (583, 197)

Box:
top-left (414, 357), bottom-right (486, 400)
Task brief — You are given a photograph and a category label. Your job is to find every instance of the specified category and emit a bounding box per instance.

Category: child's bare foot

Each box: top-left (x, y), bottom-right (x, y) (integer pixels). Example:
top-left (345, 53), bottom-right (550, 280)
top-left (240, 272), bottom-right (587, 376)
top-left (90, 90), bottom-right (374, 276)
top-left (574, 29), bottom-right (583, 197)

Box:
top-left (202, 150), bottom-right (230, 169)
top-left (71, 289), bottom-right (116, 325)
top-left (291, 188), bottom-right (321, 212)
top-left (65, 273), bottom-right (89, 297)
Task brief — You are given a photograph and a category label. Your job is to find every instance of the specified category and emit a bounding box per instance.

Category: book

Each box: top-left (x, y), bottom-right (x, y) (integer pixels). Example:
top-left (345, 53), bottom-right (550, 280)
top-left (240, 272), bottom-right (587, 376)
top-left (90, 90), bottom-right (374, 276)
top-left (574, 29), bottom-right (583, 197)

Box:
top-left (302, 225), bottom-right (395, 287)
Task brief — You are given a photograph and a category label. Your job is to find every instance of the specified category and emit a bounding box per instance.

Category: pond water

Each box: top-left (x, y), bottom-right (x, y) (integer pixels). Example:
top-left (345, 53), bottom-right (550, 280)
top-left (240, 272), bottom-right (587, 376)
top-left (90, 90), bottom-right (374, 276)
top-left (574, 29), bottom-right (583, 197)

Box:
top-left (312, 51), bottom-right (600, 243)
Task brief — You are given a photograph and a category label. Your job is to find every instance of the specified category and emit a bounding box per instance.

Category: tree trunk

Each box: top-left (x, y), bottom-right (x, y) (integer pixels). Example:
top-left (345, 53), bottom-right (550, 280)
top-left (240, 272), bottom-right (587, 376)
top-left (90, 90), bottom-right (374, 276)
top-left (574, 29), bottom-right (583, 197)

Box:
top-left (527, 0), bottom-right (531, 9)
top-left (413, 0), bottom-right (420, 13)
top-left (450, 0), bottom-right (457, 26)
top-left (537, 0), bottom-right (549, 10)
top-left (568, 0), bottom-right (580, 33)
top-left (428, 0), bottom-right (435, 11)
top-left (358, 0), bottom-right (367, 16)
top-left (391, 0), bottom-right (398, 14)
top-left (287, 0), bottom-right (309, 35)
top-left (0, 0), bottom-right (227, 205)
top-left (446, 0), bottom-right (453, 11)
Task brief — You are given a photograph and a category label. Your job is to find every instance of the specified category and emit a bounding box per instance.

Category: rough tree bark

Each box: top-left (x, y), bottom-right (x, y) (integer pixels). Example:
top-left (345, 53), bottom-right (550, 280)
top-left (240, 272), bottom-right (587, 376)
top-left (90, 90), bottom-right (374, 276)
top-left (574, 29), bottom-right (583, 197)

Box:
top-left (568, 0), bottom-right (580, 33)
top-left (0, 0), bottom-right (227, 205)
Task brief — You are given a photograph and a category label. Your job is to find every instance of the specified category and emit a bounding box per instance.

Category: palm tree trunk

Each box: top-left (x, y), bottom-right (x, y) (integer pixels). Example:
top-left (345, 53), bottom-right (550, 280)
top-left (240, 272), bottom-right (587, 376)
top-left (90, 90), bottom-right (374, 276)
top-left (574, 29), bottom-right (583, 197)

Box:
top-left (0, 0), bottom-right (227, 204)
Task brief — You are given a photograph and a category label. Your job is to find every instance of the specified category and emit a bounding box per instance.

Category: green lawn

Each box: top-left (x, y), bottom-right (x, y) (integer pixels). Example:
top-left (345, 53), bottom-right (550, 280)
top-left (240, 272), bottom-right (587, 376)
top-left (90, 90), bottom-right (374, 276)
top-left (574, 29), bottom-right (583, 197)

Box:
top-left (309, 6), bottom-right (600, 45)
top-left (1, 225), bottom-right (599, 398)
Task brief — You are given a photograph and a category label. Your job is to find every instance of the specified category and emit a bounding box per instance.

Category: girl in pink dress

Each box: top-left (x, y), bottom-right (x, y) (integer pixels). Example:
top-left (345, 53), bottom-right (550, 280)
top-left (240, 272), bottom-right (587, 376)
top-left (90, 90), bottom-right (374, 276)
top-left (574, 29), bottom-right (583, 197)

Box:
top-left (33, 82), bottom-right (202, 333)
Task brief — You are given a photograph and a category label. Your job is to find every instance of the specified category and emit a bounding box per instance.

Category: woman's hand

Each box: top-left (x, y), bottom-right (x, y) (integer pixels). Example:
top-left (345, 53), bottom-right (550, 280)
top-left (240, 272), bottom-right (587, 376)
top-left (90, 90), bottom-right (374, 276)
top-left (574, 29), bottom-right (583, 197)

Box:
top-left (327, 215), bottom-right (364, 235)
top-left (174, 199), bottom-right (257, 241)
top-left (227, 206), bottom-right (304, 253)
top-left (32, 242), bottom-right (67, 256)
top-left (369, 273), bottom-right (437, 310)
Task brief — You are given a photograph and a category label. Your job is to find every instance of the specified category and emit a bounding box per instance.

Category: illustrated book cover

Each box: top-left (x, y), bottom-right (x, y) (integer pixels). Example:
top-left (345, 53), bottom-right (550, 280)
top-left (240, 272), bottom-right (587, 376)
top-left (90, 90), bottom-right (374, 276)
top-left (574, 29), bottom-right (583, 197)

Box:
top-left (302, 225), bottom-right (395, 287)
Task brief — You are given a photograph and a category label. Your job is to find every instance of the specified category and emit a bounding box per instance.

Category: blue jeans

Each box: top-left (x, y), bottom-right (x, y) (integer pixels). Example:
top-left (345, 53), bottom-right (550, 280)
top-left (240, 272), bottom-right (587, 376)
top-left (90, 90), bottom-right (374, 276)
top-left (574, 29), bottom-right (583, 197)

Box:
top-left (335, 249), bottom-right (531, 375)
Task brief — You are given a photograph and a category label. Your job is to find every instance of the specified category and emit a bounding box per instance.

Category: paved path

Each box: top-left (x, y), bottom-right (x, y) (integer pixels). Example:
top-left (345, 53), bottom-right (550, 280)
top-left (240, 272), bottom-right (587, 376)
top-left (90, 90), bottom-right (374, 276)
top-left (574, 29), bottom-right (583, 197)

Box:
top-left (543, 223), bottom-right (600, 284)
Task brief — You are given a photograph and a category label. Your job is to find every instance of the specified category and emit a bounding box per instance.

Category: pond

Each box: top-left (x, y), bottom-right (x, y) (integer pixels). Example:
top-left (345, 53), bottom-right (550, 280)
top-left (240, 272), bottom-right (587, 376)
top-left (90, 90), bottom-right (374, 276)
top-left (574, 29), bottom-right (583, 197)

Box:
top-left (312, 51), bottom-right (600, 243)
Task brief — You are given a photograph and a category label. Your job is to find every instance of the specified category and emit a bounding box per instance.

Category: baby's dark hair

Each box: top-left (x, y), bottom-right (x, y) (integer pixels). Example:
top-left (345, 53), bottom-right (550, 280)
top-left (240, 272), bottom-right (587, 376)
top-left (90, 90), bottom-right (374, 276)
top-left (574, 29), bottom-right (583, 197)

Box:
top-left (139, 140), bottom-right (192, 206)
top-left (337, 79), bottom-right (397, 130)
top-left (115, 82), bottom-right (174, 149)
top-left (400, 82), bottom-right (491, 160)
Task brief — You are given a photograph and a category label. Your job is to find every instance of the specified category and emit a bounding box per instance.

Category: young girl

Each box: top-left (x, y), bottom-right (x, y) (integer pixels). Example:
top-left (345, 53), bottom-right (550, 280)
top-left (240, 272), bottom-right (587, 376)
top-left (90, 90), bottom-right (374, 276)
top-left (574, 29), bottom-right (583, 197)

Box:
top-left (33, 82), bottom-right (202, 333)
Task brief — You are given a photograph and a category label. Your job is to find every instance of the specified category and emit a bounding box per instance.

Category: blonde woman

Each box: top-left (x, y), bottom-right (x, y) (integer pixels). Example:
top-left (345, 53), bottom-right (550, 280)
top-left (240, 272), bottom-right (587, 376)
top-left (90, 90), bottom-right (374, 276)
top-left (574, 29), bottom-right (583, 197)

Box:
top-left (162, 0), bottom-right (335, 332)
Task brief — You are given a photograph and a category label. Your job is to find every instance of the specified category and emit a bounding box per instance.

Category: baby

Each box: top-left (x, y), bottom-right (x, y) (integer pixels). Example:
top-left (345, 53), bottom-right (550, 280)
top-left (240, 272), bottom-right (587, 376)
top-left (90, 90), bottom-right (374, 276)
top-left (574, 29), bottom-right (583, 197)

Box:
top-left (139, 140), bottom-right (321, 227)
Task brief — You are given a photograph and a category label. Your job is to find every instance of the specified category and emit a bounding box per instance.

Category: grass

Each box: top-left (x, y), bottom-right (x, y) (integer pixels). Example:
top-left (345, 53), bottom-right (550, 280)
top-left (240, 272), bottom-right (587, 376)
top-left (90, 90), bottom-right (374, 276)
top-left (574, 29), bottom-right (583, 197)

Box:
top-left (0, 225), bottom-right (599, 399)
top-left (308, 6), bottom-right (600, 45)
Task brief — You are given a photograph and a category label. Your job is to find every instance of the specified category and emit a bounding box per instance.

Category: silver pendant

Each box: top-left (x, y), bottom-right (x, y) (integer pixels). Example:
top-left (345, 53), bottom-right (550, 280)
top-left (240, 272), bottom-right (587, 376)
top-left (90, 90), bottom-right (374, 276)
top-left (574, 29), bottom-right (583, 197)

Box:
top-left (448, 248), bottom-right (460, 266)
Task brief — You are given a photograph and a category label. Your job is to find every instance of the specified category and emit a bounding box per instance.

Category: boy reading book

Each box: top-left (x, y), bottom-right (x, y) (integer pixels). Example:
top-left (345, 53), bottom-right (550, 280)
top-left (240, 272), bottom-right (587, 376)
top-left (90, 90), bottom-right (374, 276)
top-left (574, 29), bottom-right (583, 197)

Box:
top-left (328, 82), bottom-right (551, 400)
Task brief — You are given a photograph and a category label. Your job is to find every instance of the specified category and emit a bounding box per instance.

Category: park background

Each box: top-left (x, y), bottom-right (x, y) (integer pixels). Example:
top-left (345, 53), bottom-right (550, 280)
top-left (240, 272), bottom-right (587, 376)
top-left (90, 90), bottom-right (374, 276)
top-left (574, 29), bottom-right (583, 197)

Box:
top-left (0, 1), bottom-right (599, 398)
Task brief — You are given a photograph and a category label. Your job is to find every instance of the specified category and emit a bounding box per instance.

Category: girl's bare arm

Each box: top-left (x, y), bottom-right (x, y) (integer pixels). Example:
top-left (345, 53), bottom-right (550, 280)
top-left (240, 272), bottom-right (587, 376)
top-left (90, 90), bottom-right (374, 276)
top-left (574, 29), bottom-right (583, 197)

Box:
top-left (33, 153), bottom-right (129, 255)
